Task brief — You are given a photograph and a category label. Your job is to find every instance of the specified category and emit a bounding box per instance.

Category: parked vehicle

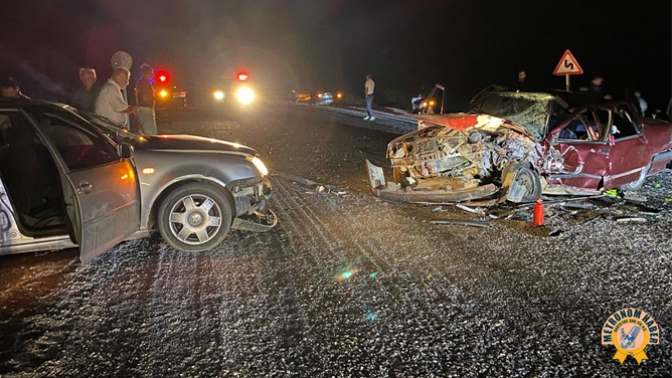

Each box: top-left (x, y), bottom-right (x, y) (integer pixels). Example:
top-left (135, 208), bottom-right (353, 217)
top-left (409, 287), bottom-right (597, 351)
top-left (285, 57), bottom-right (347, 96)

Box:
top-left (367, 88), bottom-right (672, 203)
top-left (0, 99), bottom-right (275, 262)
top-left (291, 89), bottom-right (342, 106)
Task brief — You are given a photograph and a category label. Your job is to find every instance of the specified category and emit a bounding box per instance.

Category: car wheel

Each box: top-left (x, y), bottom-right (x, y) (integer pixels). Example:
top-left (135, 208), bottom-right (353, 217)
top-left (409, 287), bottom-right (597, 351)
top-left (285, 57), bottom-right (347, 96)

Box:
top-left (512, 166), bottom-right (542, 203)
top-left (619, 163), bottom-right (650, 191)
top-left (157, 182), bottom-right (233, 252)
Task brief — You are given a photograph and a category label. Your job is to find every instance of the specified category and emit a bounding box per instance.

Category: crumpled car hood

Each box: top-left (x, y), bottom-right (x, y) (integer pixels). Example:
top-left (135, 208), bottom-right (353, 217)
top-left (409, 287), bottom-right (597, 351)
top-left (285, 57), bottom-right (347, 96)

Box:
top-left (387, 114), bottom-right (540, 189)
top-left (141, 134), bottom-right (258, 156)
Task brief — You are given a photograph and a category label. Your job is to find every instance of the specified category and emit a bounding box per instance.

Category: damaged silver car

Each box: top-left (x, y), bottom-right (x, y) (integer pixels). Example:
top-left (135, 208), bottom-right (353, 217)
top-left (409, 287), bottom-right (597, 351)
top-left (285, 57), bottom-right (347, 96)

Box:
top-left (0, 99), bottom-right (276, 263)
top-left (367, 88), bottom-right (672, 203)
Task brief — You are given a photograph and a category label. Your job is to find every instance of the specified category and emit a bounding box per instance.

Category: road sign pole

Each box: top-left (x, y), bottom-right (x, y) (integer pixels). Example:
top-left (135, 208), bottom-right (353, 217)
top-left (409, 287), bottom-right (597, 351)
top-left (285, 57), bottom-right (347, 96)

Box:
top-left (566, 75), bottom-right (570, 91)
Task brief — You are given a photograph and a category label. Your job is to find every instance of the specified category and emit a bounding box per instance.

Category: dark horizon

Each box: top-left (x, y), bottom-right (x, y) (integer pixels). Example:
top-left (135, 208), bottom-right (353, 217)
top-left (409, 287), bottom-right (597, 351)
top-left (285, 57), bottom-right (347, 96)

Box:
top-left (1, 0), bottom-right (670, 110)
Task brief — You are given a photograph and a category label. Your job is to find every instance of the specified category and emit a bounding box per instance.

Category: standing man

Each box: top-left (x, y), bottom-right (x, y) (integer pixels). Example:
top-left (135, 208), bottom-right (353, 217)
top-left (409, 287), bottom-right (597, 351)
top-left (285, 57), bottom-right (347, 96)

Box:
top-left (95, 68), bottom-right (138, 129)
top-left (72, 68), bottom-right (101, 112)
top-left (135, 64), bottom-right (157, 135)
top-left (581, 76), bottom-right (611, 100)
top-left (364, 74), bottom-right (375, 121)
top-left (515, 69), bottom-right (528, 92)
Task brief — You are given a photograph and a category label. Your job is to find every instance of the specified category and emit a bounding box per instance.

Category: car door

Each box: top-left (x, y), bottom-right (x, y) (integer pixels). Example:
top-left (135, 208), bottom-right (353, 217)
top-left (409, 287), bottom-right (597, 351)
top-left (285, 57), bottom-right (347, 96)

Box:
top-left (25, 105), bottom-right (140, 263)
top-left (545, 107), bottom-right (610, 190)
top-left (604, 104), bottom-right (649, 188)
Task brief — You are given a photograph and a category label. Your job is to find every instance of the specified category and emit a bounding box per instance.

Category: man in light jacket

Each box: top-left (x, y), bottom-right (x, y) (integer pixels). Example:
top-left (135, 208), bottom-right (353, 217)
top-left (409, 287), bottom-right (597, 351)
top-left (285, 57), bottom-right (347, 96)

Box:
top-left (95, 68), bottom-right (138, 129)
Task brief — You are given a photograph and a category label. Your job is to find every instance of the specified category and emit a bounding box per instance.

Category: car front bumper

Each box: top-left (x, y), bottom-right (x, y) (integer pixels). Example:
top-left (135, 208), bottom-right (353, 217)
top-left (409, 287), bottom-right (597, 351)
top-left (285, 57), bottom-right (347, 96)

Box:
top-left (365, 159), bottom-right (498, 203)
top-left (229, 177), bottom-right (277, 232)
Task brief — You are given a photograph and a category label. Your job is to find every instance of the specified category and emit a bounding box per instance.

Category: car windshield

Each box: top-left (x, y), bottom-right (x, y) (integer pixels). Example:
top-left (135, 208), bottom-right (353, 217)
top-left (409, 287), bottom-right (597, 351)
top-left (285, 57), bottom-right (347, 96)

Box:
top-left (67, 107), bottom-right (147, 143)
top-left (470, 92), bottom-right (554, 141)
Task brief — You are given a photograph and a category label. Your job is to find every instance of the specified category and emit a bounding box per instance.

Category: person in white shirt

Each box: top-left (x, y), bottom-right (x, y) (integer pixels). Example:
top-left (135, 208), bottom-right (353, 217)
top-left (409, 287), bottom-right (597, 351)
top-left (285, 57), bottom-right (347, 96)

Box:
top-left (364, 74), bottom-right (375, 121)
top-left (95, 68), bottom-right (138, 128)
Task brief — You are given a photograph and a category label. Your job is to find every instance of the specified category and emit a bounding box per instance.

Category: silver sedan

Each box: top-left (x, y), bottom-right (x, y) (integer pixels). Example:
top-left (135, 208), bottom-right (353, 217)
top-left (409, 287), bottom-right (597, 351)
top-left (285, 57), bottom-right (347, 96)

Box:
top-left (0, 99), bottom-right (276, 263)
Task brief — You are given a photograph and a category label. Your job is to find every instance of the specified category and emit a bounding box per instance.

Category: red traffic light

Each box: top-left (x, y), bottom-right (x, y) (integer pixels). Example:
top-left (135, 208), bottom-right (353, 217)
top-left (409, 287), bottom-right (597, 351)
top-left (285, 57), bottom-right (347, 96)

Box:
top-left (155, 70), bottom-right (170, 84)
top-left (237, 72), bottom-right (249, 81)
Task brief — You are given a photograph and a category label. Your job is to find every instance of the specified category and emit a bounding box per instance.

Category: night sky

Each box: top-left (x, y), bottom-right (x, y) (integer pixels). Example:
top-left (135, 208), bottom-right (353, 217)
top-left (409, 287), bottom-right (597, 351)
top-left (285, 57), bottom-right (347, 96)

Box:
top-left (1, 0), bottom-right (670, 110)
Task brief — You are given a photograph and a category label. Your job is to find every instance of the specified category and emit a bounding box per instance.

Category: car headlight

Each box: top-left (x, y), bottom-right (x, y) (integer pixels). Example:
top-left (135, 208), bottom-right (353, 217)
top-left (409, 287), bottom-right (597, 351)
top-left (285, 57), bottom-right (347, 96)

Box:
top-left (251, 156), bottom-right (269, 176)
top-left (213, 90), bottom-right (225, 100)
top-left (236, 87), bottom-right (254, 105)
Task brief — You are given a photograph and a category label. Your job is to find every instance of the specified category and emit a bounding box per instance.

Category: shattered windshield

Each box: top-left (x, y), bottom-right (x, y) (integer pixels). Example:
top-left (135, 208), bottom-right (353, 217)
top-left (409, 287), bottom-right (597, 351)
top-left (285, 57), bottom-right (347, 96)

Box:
top-left (470, 92), bottom-right (554, 141)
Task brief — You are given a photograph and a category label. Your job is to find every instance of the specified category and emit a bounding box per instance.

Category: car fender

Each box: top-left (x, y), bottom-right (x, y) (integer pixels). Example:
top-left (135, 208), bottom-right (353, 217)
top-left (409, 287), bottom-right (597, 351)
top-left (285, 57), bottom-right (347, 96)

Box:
top-left (133, 150), bottom-right (262, 230)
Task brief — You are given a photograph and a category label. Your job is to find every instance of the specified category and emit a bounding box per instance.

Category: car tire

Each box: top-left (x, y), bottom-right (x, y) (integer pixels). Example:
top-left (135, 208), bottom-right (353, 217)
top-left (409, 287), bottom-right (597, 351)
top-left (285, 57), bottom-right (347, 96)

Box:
top-left (512, 166), bottom-right (542, 203)
top-left (619, 163), bottom-right (650, 191)
top-left (157, 182), bottom-right (233, 252)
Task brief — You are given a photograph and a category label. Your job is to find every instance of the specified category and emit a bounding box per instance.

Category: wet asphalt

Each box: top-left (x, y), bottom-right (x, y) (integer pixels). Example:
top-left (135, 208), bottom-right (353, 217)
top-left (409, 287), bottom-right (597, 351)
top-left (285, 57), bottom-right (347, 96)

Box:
top-left (1, 103), bottom-right (672, 377)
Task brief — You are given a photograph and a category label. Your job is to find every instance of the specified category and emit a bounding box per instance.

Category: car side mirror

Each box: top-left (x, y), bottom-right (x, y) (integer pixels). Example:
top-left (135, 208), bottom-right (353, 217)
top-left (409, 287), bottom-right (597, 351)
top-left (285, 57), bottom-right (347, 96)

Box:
top-left (118, 143), bottom-right (134, 159)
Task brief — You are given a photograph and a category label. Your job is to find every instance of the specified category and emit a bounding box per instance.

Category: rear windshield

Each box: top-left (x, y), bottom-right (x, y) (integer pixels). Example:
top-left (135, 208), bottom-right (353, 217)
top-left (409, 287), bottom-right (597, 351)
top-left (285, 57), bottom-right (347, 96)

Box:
top-left (470, 92), bottom-right (554, 140)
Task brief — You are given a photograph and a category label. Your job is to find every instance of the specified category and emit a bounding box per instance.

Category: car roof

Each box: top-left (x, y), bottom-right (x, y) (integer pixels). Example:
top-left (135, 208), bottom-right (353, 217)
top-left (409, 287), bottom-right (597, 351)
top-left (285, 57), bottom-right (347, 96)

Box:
top-left (0, 98), bottom-right (62, 107)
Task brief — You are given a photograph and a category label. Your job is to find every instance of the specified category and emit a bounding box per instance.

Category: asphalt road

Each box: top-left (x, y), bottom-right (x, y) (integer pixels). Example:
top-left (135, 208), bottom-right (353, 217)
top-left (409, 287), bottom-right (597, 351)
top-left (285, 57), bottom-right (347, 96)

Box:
top-left (1, 104), bottom-right (672, 377)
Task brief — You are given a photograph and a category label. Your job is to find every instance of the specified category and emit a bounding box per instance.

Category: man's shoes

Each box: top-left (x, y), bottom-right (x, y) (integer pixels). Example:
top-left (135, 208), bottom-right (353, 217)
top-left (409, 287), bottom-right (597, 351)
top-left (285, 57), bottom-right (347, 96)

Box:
top-left (369, 116), bottom-right (376, 121)
top-left (363, 116), bottom-right (370, 120)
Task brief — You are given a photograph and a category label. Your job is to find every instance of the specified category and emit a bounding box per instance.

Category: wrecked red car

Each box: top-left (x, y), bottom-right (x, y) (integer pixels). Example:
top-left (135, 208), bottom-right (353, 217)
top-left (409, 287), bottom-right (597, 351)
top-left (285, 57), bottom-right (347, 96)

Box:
top-left (367, 89), bottom-right (672, 203)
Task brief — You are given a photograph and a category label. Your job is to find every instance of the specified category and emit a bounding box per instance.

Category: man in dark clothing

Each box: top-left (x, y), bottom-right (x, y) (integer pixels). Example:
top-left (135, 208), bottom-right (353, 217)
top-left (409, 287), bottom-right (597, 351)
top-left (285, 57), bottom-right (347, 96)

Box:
top-left (514, 69), bottom-right (528, 92)
top-left (72, 68), bottom-right (101, 112)
top-left (580, 76), bottom-right (611, 100)
top-left (135, 64), bottom-right (157, 135)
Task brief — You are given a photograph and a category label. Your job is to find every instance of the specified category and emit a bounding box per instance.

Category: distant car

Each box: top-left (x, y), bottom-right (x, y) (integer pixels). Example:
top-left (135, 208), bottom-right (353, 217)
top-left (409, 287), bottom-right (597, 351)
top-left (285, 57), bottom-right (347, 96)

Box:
top-left (291, 89), bottom-right (312, 104)
top-left (0, 99), bottom-right (275, 262)
top-left (368, 88), bottom-right (672, 203)
top-left (291, 90), bottom-right (342, 106)
top-left (189, 72), bottom-right (256, 111)
top-left (153, 70), bottom-right (187, 109)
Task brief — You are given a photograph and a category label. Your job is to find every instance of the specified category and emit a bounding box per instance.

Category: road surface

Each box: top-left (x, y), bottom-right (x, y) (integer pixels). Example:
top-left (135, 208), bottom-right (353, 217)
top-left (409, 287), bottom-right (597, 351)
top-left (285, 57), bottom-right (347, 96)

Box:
top-left (1, 104), bottom-right (671, 377)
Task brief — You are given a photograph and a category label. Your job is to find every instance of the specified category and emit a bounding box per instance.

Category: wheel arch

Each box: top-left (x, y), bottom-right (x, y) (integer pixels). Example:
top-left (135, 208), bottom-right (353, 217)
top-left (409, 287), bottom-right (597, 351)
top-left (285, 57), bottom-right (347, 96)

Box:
top-left (147, 175), bottom-right (235, 231)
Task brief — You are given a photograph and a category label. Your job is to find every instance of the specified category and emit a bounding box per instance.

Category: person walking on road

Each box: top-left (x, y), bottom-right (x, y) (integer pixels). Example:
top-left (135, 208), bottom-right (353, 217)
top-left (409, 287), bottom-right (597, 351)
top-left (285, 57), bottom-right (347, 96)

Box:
top-left (72, 68), bottom-right (101, 112)
top-left (95, 67), bottom-right (138, 129)
top-left (135, 64), bottom-right (158, 135)
top-left (364, 74), bottom-right (375, 121)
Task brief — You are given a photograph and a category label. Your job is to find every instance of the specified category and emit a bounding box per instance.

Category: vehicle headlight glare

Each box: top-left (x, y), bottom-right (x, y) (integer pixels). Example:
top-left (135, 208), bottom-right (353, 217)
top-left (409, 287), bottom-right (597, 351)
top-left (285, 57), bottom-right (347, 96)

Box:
top-left (213, 91), bottom-right (225, 100)
top-left (251, 156), bottom-right (269, 176)
top-left (236, 87), bottom-right (254, 105)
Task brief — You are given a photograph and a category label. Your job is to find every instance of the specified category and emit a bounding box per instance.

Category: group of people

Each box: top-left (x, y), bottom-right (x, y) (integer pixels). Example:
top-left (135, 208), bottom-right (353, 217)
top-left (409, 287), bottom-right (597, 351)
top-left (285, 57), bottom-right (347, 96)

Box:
top-left (0, 63), bottom-right (159, 135)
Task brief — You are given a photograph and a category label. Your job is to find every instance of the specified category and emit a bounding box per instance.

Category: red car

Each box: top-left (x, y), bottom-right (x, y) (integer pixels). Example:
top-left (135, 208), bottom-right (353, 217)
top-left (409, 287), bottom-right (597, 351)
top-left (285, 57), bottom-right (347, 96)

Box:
top-left (368, 89), bottom-right (672, 203)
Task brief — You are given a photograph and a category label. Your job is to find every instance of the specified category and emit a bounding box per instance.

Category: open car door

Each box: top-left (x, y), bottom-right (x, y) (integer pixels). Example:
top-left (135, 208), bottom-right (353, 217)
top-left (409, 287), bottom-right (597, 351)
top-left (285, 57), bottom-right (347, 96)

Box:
top-left (26, 106), bottom-right (140, 263)
top-left (545, 107), bottom-right (611, 191)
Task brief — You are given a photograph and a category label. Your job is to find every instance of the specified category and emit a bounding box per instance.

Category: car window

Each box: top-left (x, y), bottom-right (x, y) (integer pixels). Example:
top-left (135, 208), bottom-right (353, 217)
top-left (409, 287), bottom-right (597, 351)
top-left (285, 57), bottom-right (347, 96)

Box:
top-left (595, 108), bottom-right (611, 140)
top-left (547, 103), bottom-right (570, 134)
top-left (612, 105), bottom-right (640, 139)
top-left (558, 110), bottom-right (601, 141)
top-left (27, 108), bottom-right (119, 171)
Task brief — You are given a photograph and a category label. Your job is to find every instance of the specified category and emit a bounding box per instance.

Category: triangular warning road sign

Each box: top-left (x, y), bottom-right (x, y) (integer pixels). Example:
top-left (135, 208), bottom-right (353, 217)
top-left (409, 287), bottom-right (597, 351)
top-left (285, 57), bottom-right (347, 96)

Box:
top-left (553, 50), bottom-right (584, 76)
